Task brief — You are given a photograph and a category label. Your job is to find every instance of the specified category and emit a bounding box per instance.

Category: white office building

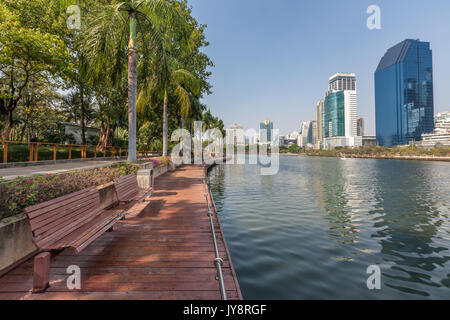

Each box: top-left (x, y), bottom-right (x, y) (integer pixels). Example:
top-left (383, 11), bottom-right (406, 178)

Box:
top-left (420, 111), bottom-right (450, 147)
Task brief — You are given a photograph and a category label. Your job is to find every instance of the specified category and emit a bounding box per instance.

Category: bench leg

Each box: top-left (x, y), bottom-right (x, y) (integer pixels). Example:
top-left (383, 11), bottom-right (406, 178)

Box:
top-left (33, 252), bottom-right (51, 293)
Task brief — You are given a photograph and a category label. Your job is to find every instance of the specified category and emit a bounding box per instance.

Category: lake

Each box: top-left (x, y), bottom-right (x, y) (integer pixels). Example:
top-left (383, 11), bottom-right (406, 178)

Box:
top-left (207, 155), bottom-right (450, 299)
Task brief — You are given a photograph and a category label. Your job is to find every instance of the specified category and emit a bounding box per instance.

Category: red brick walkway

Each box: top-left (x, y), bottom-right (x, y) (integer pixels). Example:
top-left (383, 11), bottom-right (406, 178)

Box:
top-left (0, 165), bottom-right (242, 300)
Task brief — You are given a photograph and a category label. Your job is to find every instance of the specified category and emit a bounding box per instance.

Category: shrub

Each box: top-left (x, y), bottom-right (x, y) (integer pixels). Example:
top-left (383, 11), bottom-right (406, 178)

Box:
top-left (0, 162), bottom-right (138, 221)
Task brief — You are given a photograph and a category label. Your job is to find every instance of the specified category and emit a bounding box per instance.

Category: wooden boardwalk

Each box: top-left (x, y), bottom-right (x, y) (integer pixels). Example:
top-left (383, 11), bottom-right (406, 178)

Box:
top-left (0, 165), bottom-right (242, 300)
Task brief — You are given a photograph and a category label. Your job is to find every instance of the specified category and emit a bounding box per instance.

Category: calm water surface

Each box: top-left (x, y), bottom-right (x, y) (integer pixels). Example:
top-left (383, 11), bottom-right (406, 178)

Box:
top-left (207, 156), bottom-right (450, 299)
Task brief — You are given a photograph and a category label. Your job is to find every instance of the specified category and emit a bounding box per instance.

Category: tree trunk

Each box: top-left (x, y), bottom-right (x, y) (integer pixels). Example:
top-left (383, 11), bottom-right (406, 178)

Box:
top-left (98, 118), bottom-right (113, 150)
top-left (127, 12), bottom-right (138, 163)
top-left (162, 88), bottom-right (168, 156)
top-left (2, 110), bottom-right (13, 142)
top-left (80, 86), bottom-right (86, 145)
top-left (180, 115), bottom-right (185, 155)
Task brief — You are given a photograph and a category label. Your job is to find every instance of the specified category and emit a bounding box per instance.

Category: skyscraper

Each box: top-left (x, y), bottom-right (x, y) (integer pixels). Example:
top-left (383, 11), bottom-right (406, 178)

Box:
top-left (357, 118), bottom-right (364, 136)
top-left (316, 100), bottom-right (324, 149)
top-left (298, 121), bottom-right (316, 148)
top-left (322, 73), bottom-right (361, 149)
top-left (375, 39), bottom-right (434, 147)
top-left (259, 119), bottom-right (273, 143)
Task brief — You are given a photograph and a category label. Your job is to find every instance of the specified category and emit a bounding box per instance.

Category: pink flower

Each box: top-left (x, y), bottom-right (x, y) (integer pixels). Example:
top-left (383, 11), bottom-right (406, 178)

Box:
top-left (40, 199), bottom-right (44, 203)
top-left (21, 198), bottom-right (26, 202)
top-left (25, 181), bottom-right (32, 185)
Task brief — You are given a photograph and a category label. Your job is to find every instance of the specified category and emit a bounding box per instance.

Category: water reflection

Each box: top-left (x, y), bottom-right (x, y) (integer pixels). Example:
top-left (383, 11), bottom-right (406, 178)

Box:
top-left (370, 160), bottom-right (450, 297)
top-left (313, 159), bottom-right (360, 251)
top-left (208, 156), bottom-right (450, 299)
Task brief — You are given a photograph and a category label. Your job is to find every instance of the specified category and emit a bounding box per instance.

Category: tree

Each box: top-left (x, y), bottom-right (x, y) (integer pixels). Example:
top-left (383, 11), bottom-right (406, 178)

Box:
top-left (138, 56), bottom-right (200, 156)
top-left (81, 0), bottom-right (185, 163)
top-left (288, 144), bottom-right (300, 153)
top-left (0, 0), bottom-right (70, 141)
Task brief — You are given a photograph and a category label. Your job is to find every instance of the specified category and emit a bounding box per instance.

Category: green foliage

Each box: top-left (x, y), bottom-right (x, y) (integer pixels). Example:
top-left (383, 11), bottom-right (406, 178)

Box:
top-left (0, 0), bottom-right (222, 158)
top-left (288, 144), bottom-right (300, 153)
top-left (306, 145), bottom-right (450, 158)
top-left (0, 162), bottom-right (138, 220)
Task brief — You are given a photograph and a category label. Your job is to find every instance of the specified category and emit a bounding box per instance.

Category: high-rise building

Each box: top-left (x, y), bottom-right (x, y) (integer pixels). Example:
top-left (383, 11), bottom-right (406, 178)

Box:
top-left (327, 73), bottom-right (356, 95)
top-left (259, 119), bottom-right (273, 143)
top-left (357, 118), bottom-right (364, 136)
top-left (316, 100), bottom-right (324, 149)
top-left (298, 121), bottom-right (316, 148)
top-left (421, 111), bottom-right (450, 147)
top-left (226, 124), bottom-right (245, 146)
top-left (375, 39), bottom-right (434, 147)
top-left (322, 73), bottom-right (361, 149)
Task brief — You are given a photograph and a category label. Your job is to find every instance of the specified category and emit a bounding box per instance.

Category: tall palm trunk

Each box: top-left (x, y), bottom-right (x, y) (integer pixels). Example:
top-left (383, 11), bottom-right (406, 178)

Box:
top-left (80, 85), bottom-right (86, 145)
top-left (162, 88), bottom-right (168, 156)
top-left (180, 115), bottom-right (185, 157)
top-left (127, 12), bottom-right (138, 163)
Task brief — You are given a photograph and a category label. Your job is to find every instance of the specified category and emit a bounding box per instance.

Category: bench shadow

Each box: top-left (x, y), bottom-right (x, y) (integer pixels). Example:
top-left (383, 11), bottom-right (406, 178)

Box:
top-left (139, 199), bottom-right (167, 218)
top-left (151, 191), bottom-right (178, 197)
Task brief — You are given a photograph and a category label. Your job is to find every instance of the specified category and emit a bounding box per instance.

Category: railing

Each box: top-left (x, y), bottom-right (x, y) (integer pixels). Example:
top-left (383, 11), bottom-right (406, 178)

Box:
top-left (1, 140), bottom-right (130, 164)
top-left (202, 175), bottom-right (227, 300)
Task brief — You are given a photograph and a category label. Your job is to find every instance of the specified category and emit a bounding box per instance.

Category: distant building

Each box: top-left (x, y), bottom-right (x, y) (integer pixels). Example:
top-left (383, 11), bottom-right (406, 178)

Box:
top-left (322, 73), bottom-right (361, 149)
top-left (287, 131), bottom-right (300, 141)
top-left (299, 121), bottom-right (316, 148)
top-left (362, 136), bottom-right (377, 146)
top-left (316, 100), bottom-right (324, 149)
top-left (226, 124), bottom-right (245, 146)
top-left (64, 122), bottom-right (100, 145)
top-left (326, 72), bottom-right (356, 96)
top-left (375, 39), bottom-right (434, 147)
top-left (357, 118), bottom-right (364, 136)
top-left (259, 119), bottom-right (273, 143)
top-left (279, 135), bottom-right (287, 146)
top-left (420, 111), bottom-right (450, 147)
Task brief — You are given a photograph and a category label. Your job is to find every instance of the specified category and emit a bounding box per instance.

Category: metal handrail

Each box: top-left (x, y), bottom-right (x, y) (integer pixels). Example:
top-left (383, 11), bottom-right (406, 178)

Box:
top-left (202, 174), bottom-right (227, 300)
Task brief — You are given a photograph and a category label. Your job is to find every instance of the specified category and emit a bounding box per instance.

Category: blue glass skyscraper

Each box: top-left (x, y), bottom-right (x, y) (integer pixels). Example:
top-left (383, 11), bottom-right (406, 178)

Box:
top-left (375, 39), bottom-right (434, 147)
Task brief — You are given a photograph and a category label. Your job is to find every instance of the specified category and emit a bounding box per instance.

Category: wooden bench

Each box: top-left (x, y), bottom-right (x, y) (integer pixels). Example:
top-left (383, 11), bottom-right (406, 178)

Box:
top-left (24, 186), bottom-right (126, 293)
top-left (114, 174), bottom-right (152, 205)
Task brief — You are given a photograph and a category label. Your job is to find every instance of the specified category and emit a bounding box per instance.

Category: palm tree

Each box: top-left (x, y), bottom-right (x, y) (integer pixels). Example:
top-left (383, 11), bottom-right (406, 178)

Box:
top-left (81, 0), bottom-right (184, 163)
top-left (137, 49), bottom-right (200, 156)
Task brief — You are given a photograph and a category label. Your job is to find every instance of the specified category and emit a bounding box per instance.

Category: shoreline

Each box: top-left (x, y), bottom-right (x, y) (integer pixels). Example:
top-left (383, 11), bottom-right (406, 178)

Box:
top-left (279, 153), bottom-right (450, 162)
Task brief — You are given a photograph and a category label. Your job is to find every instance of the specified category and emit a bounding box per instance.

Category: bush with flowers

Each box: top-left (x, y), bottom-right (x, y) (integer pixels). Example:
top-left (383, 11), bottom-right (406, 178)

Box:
top-left (0, 162), bottom-right (138, 221)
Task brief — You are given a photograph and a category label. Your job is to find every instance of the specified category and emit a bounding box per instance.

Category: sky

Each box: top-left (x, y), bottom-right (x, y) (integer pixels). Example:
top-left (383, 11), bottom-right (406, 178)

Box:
top-left (188, 0), bottom-right (450, 135)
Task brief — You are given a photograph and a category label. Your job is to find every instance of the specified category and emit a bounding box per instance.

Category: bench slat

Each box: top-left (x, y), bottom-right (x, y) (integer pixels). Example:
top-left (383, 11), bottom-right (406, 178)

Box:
top-left (26, 188), bottom-right (98, 221)
top-left (114, 174), bottom-right (140, 203)
top-left (36, 207), bottom-right (104, 250)
top-left (70, 210), bottom-right (126, 253)
top-left (32, 198), bottom-right (100, 237)
top-left (24, 187), bottom-right (96, 214)
top-left (30, 194), bottom-right (99, 235)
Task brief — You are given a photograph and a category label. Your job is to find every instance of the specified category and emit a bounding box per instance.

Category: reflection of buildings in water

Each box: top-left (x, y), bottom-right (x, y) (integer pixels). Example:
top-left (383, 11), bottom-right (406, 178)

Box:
top-left (312, 158), bottom-right (360, 250)
top-left (207, 165), bottom-right (226, 209)
top-left (370, 161), bottom-right (449, 295)
top-left (260, 174), bottom-right (275, 201)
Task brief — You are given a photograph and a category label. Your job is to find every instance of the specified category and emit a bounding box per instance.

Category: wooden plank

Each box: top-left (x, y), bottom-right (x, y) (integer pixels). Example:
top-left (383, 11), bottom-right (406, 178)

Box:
top-left (25, 187), bottom-right (96, 218)
top-left (0, 165), bottom-right (242, 300)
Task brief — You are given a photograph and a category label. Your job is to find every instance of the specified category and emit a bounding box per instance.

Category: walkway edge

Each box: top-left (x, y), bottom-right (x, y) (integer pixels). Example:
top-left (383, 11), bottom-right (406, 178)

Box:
top-left (204, 164), bottom-right (243, 300)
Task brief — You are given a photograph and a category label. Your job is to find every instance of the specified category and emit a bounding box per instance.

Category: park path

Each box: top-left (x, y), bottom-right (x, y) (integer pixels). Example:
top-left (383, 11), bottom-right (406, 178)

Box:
top-left (0, 160), bottom-right (126, 180)
top-left (0, 165), bottom-right (242, 300)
